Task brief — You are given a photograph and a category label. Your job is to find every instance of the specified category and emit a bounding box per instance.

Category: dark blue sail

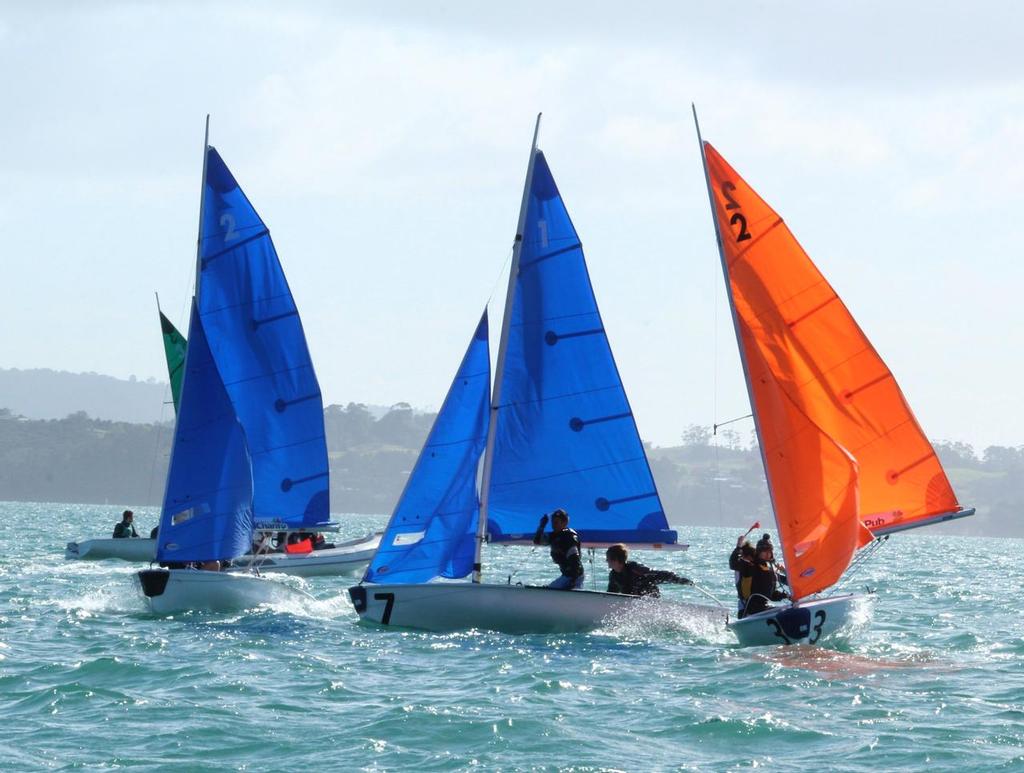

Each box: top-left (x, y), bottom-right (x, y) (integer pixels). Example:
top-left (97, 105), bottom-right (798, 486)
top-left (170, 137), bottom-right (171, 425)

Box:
top-left (364, 312), bottom-right (491, 583)
top-left (197, 148), bottom-right (329, 528)
top-left (487, 152), bottom-right (677, 546)
top-left (157, 302), bottom-right (254, 563)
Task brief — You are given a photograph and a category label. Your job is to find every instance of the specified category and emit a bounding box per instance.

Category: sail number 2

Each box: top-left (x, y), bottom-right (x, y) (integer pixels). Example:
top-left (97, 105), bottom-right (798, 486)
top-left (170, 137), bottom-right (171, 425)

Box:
top-left (720, 181), bottom-right (751, 243)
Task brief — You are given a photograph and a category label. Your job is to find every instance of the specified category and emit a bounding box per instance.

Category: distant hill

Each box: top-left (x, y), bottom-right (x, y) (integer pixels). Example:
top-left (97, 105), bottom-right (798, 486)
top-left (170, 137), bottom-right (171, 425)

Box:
top-left (0, 368), bottom-right (171, 423)
top-left (0, 368), bottom-right (399, 423)
top-left (0, 403), bottom-right (1019, 537)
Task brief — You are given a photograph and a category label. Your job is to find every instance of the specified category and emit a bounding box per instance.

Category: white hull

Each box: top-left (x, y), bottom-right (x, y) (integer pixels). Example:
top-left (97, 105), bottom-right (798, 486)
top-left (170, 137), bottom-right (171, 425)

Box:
top-left (728, 594), bottom-right (867, 647)
top-left (66, 538), bottom-right (156, 562)
top-left (135, 568), bottom-right (312, 614)
top-left (349, 582), bottom-right (725, 634)
top-left (232, 533), bottom-right (381, 577)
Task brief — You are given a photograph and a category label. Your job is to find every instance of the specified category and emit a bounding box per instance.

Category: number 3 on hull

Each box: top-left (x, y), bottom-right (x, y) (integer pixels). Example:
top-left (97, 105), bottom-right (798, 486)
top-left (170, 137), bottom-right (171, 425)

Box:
top-left (693, 106), bottom-right (974, 647)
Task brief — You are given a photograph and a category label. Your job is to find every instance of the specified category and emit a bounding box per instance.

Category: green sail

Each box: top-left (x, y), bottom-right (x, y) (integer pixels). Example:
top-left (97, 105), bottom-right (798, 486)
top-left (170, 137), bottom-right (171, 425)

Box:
top-left (159, 311), bottom-right (187, 414)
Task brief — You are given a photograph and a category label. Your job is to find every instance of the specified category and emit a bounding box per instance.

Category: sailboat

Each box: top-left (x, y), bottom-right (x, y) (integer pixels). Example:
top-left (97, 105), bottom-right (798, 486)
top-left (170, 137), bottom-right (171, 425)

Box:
top-left (693, 109), bottom-right (975, 646)
top-left (64, 308), bottom-right (189, 562)
top-left (136, 120), bottom-right (332, 613)
top-left (349, 117), bottom-right (717, 634)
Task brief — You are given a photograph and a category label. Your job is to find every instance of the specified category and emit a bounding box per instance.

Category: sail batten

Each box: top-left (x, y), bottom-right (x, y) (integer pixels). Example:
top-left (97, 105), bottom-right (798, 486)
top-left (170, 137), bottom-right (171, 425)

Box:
top-left (701, 140), bottom-right (967, 599)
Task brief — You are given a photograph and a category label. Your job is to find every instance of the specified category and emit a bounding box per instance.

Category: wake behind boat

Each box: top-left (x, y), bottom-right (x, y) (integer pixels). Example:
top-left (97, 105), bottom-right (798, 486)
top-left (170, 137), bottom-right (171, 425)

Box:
top-left (694, 109), bottom-right (974, 646)
top-left (139, 120), bottom-right (334, 614)
top-left (350, 116), bottom-right (718, 634)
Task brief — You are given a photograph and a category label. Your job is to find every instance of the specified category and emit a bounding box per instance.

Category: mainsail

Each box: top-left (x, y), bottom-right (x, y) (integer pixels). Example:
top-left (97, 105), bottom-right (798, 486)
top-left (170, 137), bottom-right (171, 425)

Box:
top-left (197, 148), bottom-right (330, 529)
top-left (159, 311), bottom-right (187, 414)
top-left (486, 151), bottom-right (677, 547)
top-left (701, 140), bottom-right (967, 600)
top-left (156, 301), bottom-right (253, 563)
top-left (364, 312), bottom-right (491, 583)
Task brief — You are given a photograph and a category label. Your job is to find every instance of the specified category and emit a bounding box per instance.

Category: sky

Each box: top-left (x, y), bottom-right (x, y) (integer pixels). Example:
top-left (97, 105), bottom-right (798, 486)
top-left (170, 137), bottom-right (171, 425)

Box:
top-left (2, 1), bottom-right (1022, 450)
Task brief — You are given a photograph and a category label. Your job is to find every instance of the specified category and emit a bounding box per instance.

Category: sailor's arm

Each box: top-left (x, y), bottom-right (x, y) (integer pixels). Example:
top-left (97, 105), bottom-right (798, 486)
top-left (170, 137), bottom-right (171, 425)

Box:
top-left (532, 514), bottom-right (550, 546)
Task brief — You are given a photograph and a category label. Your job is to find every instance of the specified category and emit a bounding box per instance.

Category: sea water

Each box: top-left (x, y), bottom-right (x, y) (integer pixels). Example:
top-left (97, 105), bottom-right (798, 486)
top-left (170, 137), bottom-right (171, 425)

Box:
top-left (0, 501), bottom-right (1021, 771)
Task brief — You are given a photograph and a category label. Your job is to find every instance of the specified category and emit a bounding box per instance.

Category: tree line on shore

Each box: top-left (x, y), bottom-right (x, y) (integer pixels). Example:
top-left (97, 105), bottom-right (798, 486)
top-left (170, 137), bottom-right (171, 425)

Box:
top-left (1, 405), bottom-right (1018, 537)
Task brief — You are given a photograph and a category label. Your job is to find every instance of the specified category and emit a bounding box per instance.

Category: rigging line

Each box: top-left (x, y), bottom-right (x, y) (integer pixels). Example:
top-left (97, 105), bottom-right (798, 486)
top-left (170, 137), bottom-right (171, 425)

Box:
top-left (834, 534), bottom-right (890, 592)
top-left (713, 413), bottom-right (753, 433)
top-left (144, 395), bottom-right (169, 512)
top-left (485, 244), bottom-right (516, 306)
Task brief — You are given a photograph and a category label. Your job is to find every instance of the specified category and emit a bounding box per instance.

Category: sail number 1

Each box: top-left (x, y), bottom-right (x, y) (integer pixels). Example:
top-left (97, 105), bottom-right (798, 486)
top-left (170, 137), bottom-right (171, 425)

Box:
top-left (720, 181), bottom-right (751, 243)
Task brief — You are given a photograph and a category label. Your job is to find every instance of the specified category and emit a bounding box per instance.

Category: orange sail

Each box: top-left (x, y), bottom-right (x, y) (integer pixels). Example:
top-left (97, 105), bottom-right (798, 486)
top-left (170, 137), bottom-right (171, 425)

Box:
top-left (702, 142), bottom-right (964, 600)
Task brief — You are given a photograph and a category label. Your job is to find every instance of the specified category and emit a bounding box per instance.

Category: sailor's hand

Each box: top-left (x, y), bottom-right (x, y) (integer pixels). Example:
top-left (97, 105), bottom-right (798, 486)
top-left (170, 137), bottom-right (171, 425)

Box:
top-left (539, 514), bottom-right (549, 528)
top-left (736, 535), bottom-right (746, 547)
top-left (678, 577), bottom-right (693, 585)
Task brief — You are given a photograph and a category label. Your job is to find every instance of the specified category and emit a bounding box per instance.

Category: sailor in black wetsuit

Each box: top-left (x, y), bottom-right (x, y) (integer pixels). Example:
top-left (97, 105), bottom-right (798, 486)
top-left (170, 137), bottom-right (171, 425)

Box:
top-left (736, 534), bottom-right (789, 618)
top-left (605, 543), bottom-right (691, 597)
top-left (728, 537), bottom-right (757, 614)
top-left (532, 509), bottom-right (584, 590)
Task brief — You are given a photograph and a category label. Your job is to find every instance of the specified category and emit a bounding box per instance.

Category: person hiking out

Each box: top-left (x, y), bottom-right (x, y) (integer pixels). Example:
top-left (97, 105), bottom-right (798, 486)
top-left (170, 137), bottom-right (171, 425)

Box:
top-left (532, 509), bottom-right (584, 590)
top-left (605, 543), bottom-right (692, 597)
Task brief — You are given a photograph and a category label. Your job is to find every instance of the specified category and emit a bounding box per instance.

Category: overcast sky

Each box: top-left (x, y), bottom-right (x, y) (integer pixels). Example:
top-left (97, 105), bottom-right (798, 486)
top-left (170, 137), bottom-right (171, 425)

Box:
top-left (2, 1), bottom-right (1022, 449)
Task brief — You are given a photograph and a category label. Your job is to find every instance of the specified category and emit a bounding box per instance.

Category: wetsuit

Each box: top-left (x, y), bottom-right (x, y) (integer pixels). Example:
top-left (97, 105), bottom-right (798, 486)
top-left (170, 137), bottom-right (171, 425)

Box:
top-left (736, 557), bottom-right (788, 617)
top-left (534, 527), bottom-right (585, 589)
top-left (607, 561), bottom-right (690, 597)
top-left (113, 521), bottom-right (138, 538)
top-left (729, 546), bottom-right (753, 613)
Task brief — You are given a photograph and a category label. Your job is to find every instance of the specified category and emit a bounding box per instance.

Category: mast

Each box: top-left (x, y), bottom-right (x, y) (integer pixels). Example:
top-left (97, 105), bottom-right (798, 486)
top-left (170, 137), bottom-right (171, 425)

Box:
top-left (473, 113), bottom-right (542, 584)
top-left (194, 114), bottom-right (210, 300)
top-left (154, 115), bottom-right (211, 553)
top-left (691, 105), bottom-right (782, 541)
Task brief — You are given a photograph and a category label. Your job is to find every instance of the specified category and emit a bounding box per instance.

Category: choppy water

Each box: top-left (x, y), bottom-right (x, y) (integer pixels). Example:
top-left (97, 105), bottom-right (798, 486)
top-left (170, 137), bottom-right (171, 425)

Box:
top-left (1, 501), bottom-right (1021, 771)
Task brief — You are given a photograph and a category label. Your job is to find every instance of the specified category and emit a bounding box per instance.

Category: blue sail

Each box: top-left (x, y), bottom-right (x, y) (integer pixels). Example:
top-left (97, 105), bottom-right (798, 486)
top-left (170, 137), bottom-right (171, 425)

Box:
top-left (487, 152), bottom-right (677, 546)
top-left (197, 148), bottom-right (330, 529)
top-left (157, 302), bottom-right (254, 563)
top-left (364, 312), bottom-right (491, 583)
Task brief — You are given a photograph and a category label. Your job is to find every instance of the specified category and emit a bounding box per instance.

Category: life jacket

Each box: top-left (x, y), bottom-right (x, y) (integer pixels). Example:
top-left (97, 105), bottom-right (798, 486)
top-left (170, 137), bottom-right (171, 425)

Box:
top-left (549, 528), bottom-right (584, 578)
top-left (285, 538), bottom-right (313, 554)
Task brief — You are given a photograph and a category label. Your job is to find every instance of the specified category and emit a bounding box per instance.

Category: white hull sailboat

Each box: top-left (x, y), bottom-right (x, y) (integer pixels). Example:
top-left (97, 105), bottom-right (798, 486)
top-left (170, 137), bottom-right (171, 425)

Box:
top-left (351, 582), bottom-right (722, 634)
top-left (232, 532), bottom-right (381, 577)
top-left (351, 116), bottom-right (715, 634)
top-left (137, 121), bottom-right (338, 613)
top-left (694, 107), bottom-right (973, 646)
top-left (66, 538), bottom-right (156, 562)
top-left (136, 568), bottom-right (312, 615)
top-left (728, 594), bottom-right (865, 647)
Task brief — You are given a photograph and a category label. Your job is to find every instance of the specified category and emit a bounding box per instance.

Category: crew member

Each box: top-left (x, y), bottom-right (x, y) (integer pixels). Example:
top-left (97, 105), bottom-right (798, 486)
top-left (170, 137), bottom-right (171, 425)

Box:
top-left (729, 536), bottom-right (757, 614)
top-left (112, 510), bottom-right (139, 539)
top-left (605, 543), bottom-right (691, 597)
top-left (533, 509), bottom-right (584, 590)
top-left (736, 533), bottom-right (789, 617)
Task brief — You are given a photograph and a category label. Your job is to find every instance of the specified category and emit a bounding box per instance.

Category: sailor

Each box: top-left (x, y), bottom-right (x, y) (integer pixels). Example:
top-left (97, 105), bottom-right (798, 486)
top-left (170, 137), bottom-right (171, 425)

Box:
top-left (736, 533), bottom-right (789, 618)
top-left (728, 537), bottom-right (757, 614)
top-left (112, 510), bottom-right (139, 539)
top-left (605, 543), bottom-right (691, 597)
top-left (532, 509), bottom-right (585, 590)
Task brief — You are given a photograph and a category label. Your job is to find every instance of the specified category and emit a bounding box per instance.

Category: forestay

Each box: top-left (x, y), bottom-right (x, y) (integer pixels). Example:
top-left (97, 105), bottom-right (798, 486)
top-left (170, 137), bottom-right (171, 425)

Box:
top-left (157, 302), bottom-right (253, 564)
top-left (197, 148), bottom-right (330, 529)
top-left (364, 313), bottom-right (491, 583)
top-left (487, 152), bottom-right (678, 547)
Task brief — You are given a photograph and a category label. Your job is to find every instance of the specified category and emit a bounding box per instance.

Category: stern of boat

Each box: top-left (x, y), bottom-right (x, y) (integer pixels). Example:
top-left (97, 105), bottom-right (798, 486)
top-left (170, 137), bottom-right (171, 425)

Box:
top-left (728, 594), bottom-right (869, 647)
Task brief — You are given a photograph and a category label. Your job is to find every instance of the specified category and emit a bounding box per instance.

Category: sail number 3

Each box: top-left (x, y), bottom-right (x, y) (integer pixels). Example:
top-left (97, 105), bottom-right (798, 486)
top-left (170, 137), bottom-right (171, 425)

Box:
top-left (721, 181), bottom-right (752, 243)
